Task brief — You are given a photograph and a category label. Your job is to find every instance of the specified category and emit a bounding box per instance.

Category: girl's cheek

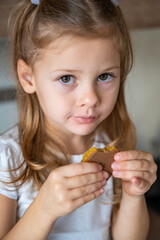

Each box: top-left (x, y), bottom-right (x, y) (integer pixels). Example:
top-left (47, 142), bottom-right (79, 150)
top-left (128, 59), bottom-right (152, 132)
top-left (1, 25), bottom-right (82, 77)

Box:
top-left (53, 82), bottom-right (76, 93)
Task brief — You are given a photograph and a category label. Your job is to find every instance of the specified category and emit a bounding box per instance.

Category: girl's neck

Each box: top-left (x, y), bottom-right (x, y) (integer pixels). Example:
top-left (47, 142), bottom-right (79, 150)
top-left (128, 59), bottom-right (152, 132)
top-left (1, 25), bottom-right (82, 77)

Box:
top-left (65, 133), bottom-right (96, 155)
top-left (45, 120), bottom-right (96, 155)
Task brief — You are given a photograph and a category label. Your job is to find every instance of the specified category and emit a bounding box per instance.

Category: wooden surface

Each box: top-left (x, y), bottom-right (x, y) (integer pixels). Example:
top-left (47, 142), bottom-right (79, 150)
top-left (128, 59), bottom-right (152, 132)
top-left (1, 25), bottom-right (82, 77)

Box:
top-left (0, 0), bottom-right (160, 37)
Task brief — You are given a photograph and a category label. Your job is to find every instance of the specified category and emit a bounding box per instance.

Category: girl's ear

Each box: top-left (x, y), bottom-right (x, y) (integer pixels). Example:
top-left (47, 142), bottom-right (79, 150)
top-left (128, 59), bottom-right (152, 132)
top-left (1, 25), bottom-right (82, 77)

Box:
top-left (17, 59), bottom-right (36, 94)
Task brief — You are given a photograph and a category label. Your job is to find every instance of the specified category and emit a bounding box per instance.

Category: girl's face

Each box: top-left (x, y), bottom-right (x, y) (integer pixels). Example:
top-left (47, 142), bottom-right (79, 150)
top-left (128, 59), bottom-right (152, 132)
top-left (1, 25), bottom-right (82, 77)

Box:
top-left (30, 36), bottom-right (120, 139)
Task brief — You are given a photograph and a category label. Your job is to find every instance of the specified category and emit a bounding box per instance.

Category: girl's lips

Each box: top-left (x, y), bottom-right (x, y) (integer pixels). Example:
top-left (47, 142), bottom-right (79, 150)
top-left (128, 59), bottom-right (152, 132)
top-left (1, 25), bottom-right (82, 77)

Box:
top-left (73, 115), bottom-right (97, 124)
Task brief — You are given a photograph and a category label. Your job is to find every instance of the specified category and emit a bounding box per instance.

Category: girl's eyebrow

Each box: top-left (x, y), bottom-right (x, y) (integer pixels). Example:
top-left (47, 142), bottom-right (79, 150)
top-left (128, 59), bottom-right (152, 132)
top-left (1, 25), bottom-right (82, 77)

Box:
top-left (51, 69), bottom-right (83, 73)
top-left (100, 66), bottom-right (120, 71)
top-left (50, 66), bottom-right (120, 73)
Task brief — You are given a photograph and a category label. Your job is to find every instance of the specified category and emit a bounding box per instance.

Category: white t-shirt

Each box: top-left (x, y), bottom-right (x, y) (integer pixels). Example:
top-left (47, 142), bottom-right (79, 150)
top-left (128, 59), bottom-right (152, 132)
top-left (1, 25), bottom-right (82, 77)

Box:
top-left (0, 126), bottom-right (113, 240)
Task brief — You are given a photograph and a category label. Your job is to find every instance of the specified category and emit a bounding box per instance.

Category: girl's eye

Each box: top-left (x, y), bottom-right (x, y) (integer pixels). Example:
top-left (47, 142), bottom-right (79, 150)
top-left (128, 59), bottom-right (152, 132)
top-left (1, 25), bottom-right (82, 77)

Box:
top-left (97, 73), bottom-right (113, 82)
top-left (59, 75), bottom-right (75, 85)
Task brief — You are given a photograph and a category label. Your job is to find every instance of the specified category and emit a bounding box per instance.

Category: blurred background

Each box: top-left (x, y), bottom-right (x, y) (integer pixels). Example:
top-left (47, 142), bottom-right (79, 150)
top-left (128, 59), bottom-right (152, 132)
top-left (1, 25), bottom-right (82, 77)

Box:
top-left (0, 0), bottom-right (160, 239)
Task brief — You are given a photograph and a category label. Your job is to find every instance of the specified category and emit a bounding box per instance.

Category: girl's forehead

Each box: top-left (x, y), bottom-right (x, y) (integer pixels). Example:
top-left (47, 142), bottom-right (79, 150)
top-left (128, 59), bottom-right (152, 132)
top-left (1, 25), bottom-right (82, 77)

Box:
top-left (35, 35), bottom-right (120, 71)
top-left (44, 34), bottom-right (119, 54)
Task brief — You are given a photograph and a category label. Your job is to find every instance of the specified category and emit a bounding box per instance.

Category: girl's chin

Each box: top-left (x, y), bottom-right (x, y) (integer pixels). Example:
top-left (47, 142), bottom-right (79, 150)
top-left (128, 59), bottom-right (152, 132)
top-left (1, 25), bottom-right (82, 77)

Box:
top-left (69, 126), bottom-right (97, 136)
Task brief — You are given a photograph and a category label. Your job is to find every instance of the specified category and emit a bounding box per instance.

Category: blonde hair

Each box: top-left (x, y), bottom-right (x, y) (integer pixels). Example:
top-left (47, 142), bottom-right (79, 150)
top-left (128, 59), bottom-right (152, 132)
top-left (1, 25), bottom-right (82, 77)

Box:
top-left (8, 0), bottom-right (136, 199)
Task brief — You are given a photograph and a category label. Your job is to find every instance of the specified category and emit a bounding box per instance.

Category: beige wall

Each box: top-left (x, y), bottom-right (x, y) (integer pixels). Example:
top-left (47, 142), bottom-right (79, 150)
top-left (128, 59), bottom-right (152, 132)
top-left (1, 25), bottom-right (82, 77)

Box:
top-left (126, 28), bottom-right (160, 154)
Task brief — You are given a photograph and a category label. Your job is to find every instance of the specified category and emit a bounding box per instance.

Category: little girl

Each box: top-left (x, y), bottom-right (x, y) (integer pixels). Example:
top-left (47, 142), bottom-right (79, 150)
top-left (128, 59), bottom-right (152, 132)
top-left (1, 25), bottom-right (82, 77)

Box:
top-left (0, 0), bottom-right (157, 239)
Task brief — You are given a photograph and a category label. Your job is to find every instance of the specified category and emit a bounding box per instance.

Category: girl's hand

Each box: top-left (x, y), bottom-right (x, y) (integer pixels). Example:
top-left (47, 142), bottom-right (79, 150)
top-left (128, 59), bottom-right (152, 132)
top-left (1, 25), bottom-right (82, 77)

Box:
top-left (36, 162), bottom-right (108, 222)
top-left (111, 150), bottom-right (157, 197)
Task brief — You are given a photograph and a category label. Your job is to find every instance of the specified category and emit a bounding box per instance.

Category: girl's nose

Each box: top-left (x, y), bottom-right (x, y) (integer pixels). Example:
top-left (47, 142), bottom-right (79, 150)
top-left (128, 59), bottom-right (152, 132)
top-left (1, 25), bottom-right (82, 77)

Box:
top-left (77, 84), bottom-right (101, 108)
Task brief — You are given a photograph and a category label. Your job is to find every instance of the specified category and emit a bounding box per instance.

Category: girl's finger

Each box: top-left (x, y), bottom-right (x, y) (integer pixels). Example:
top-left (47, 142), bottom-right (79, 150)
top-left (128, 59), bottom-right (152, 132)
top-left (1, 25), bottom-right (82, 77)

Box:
top-left (54, 162), bottom-right (102, 178)
top-left (131, 177), bottom-right (151, 192)
top-left (66, 171), bottom-right (109, 189)
top-left (112, 170), bottom-right (152, 182)
top-left (70, 181), bottom-right (106, 199)
top-left (114, 150), bottom-right (153, 162)
top-left (72, 188), bottom-right (104, 209)
top-left (112, 159), bottom-right (150, 172)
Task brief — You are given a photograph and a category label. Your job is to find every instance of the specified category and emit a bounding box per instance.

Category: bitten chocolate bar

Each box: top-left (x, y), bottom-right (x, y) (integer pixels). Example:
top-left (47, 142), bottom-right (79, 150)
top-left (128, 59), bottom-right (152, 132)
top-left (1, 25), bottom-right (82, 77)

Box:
top-left (82, 147), bottom-right (118, 174)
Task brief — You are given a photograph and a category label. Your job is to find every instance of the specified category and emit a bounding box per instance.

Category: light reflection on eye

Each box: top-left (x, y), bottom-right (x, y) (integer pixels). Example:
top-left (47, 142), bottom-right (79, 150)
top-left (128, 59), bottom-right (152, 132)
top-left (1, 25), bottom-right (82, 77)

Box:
top-left (59, 75), bottom-right (75, 85)
top-left (97, 73), bottom-right (113, 82)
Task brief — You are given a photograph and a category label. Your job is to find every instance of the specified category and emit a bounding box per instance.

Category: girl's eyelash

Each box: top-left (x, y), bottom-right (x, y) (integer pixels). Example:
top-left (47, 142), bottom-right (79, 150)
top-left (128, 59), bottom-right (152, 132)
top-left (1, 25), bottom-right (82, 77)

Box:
top-left (97, 73), bottom-right (114, 82)
top-left (58, 75), bottom-right (75, 85)
top-left (57, 72), bottom-right (115, 86)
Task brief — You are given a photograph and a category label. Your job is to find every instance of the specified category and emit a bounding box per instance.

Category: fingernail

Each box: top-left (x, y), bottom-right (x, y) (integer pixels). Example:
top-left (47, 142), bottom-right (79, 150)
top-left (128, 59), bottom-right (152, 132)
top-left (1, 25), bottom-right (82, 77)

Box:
top-left (102, 180), bottom-right (107, 186)
top-left (99, 164), bottom-right (103, 171)
top-left (113, 171), bottom-right (120, 177)
top-left (112, 162), bottom-right (119, 170)
top-left (114, 154), bottom-right (121, 161)
top-left (104, 172), bottom-right (109, 179)
top-left (99, 188), bottom-right (104, 194)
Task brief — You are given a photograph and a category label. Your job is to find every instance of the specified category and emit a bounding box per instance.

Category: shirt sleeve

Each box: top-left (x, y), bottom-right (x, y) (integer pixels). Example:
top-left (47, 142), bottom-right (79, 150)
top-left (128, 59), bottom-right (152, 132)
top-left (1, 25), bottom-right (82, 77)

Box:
top-left (0, 141), bottom-right (19, 200)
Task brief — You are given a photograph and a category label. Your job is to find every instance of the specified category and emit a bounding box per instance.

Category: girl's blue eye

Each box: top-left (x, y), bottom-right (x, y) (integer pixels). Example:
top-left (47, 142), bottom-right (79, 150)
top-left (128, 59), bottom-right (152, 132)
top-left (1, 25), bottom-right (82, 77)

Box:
top-left (97, 73), bottom-right (112, 82)
top-left (59, 75), bottom-right (75, 85)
